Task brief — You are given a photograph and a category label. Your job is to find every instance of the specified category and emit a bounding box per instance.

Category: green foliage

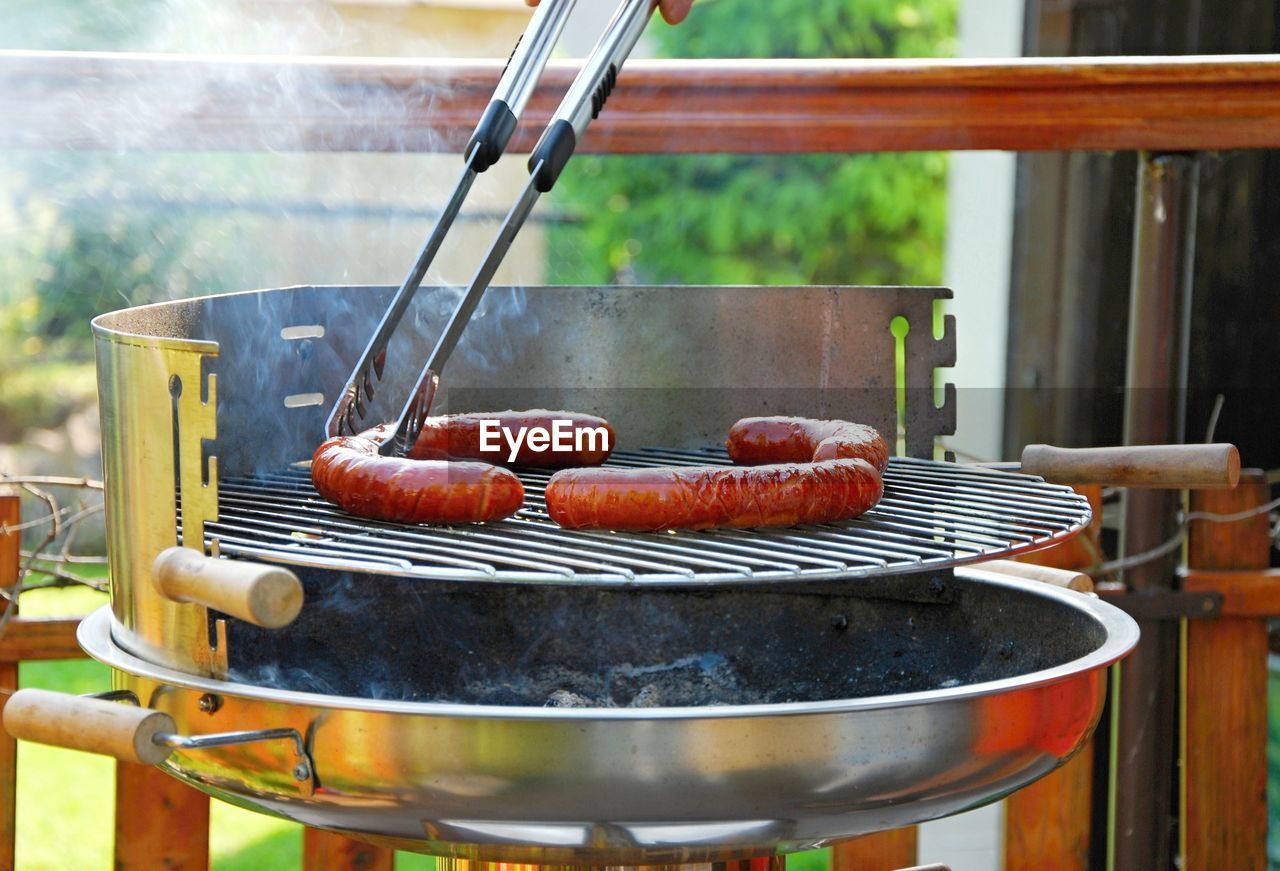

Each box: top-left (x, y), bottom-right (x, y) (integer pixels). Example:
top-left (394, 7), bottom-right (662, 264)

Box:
top-left (0, 0), bottom-right (169, 50)
top-left (0, 151), bottom-right (277, 363)
top-left (0, 152), bottom-right (272, 439)
top-left (657, 0), bottom-right (955, 58)
top-left (20, 210), bottom-right (191, 344)
top-left (547, 0), bottom-right (955, 287)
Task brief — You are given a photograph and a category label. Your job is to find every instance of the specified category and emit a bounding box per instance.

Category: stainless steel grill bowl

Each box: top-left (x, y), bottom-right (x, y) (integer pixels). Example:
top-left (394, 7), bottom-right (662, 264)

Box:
top-left (76, 564), bottom-right (1137, 863)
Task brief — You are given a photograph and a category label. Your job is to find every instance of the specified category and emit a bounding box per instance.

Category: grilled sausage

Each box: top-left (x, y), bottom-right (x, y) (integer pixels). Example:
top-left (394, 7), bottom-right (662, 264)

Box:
top-left (409, 410), bottom-right (615, 467)
top-left (545, 458), bottom-right (883, 532)
top-left (311, 435), bottom-right (524, 524)
top-left (726, 416), bottom-right (890, 472)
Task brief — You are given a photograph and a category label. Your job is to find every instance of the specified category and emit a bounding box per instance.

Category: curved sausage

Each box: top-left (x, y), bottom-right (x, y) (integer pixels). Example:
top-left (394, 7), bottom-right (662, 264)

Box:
top-left (312, 435), bottom-right (524, 524)
top-left (545, 458), bottom-right (883, 532)
top-left (726, 416), bottom-right (890, 471)
top-left (408, 410), bottom-right (615, 467)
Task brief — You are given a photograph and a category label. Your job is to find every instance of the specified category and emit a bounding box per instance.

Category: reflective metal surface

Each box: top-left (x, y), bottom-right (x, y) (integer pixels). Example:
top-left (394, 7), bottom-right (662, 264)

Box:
top-left (550, 0), bottom-right (653, 142)
top-left (92, 284), bottom-right (956, 674)
top-left (93, 299), bottom-right (220, 673)
top-left (79, 570), bottom-right (1138, 863)
top-left (208, 452), bottom-right (1090, 584)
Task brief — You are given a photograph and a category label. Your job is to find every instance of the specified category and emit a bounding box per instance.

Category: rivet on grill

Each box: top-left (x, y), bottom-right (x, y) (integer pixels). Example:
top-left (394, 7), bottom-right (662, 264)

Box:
top-left (829, 614), bottom-right (848, 631)
top-left (293, 762), bottom-right (312, 782)
top-left (198, 693), bottom-right (222, 714)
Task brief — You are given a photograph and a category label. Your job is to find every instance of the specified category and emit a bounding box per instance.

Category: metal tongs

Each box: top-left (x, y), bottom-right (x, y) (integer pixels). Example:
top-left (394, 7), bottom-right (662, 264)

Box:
top-left (327, 0), bottom-right (658, 456)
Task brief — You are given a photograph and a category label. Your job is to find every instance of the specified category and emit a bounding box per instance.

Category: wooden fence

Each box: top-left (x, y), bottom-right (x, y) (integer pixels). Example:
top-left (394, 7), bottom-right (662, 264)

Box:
top-left (7, 478), bottom-right (1272, 869)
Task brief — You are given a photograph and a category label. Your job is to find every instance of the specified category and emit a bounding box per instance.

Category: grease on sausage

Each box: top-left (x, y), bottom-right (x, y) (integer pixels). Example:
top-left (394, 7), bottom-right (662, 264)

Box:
top-left (409, 410), bottom-right (615, 467)
top-left (545, 458), bottom-right (883, 532)
top-left (311, 435), bottom-right (524, 524)
top-left (726, 417), bottom-right (889, 472)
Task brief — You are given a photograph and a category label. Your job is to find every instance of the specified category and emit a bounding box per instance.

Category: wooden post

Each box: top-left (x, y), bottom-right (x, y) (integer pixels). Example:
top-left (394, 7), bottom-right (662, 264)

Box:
top-left (113, 762), bottom-right (211, 870)
top-left (1004, 740), bottom-right (1095, 870)
top-left (720, 859), bottom-right (785, 871)
top-left (0, 490), bottom-right (21, 871)
top-left (830, 828), bottom-right (918, 871)
top-left (1004, 485), bottom-right (1102, 871)
top-left (302, 828), bottom-right (394, 871)
top-left (1184, 471), bottom-right (1270, 869)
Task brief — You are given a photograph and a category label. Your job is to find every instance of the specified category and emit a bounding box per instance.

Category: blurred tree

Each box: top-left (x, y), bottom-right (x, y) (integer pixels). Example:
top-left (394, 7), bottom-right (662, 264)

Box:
top-left (1, 0), bottom-right (167, 50)
top-left (0, 156), bottom-right (261, 357)
top-left (547, 0), bottom-right (956, 286)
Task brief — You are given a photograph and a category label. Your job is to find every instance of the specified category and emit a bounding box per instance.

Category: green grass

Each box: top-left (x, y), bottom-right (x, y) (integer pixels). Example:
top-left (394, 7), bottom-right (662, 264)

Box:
top-left (12, 585), bottom-right (831, 870)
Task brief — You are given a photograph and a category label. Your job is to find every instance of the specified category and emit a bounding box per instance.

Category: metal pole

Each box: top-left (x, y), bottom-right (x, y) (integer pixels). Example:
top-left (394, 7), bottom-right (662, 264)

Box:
top-left (1110, 152), bottom-right (1200, 871)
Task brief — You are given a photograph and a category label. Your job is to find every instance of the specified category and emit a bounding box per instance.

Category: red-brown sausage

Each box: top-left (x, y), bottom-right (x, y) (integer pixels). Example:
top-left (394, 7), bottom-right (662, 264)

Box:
top-left (312, 435), bottom-right (524, 524)
top-left (545, 458), bottom-right (883, 532)
top-left (408, 410), bottom-right (616, 467)
top-left (726, 416), bottom-right (890, 471)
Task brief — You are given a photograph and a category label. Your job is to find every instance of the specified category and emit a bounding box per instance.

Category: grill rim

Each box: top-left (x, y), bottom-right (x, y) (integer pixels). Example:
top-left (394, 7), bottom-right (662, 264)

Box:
top-left (199, 453), bottom-right (1094, 587)
top-left (80, 574), bottom-right (1138, 719)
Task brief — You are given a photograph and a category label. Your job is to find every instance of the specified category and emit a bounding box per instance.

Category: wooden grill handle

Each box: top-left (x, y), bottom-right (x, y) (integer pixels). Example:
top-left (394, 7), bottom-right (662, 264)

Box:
top-left (980, 559), bottom-right (1094, 593)
top-left (1020, 443), bottom-right (1240, 489)
top-left (152, 546), bottom-right (303, 629)
top-left (2, 689), bottom-right (174, 765)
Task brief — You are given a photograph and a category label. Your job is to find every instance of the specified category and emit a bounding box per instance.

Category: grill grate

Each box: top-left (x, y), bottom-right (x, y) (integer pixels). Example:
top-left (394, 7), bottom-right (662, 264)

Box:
top-left (198, 449), bottom-right (1092, 586)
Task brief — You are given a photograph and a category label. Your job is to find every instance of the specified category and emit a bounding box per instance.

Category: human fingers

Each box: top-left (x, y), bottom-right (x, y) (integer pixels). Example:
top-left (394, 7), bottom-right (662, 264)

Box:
top-left (659, 0), bottom-right (694, 24)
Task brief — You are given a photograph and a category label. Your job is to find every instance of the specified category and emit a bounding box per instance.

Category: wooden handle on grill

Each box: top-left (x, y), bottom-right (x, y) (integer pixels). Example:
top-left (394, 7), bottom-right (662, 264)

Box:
top-left (980, 559), bottom-right (1095, 593)
top-left (1020, 443), bottom-right (1240, 489)
top-left (152, 546), bottom-right (303, 629)
top-left (2, 689), bottom-right (174, 765)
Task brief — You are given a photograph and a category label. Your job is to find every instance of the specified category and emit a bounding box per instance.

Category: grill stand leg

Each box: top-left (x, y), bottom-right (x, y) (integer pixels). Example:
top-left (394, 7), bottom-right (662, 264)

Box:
top-left (437, 859), bottom-right (787, 871)
top-left (1109, 151), bottom-right (1200, 871)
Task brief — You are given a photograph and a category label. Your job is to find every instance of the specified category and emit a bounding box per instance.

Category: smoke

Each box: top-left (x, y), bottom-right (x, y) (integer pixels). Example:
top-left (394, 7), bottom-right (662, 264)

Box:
top-left (4, 0), bottom-right (554, 474)
top-left (1, 0), bottom-right (553, 287)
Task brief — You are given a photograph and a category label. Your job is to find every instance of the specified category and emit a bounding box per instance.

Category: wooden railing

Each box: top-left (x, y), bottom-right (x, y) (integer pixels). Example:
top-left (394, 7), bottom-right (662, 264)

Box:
top-left (3, 52), bottom-right (1280, 155)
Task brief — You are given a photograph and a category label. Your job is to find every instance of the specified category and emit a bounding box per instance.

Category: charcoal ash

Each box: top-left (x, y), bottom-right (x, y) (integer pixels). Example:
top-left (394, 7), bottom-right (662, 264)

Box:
top-left (545, 689), bottom-right (609, 708)
top-left (462, 654), bottom-right (759, 708)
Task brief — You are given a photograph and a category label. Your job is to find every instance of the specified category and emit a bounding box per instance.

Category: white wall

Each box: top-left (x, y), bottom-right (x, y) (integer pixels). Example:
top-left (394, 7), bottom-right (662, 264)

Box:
top-left (918, 3), bottom-right (1024, 868)
top-left (941, 0), bottom-right (1024, 465)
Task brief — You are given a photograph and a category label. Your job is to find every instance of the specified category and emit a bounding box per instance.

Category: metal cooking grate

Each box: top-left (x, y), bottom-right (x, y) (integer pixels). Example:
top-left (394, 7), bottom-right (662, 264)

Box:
top-left (197, 449), bottom-right (1092, 586)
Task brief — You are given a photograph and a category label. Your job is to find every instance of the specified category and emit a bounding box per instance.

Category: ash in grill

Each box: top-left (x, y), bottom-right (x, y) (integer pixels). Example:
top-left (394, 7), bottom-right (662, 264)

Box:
top-left (197, 448), bottom-right (1095, 706)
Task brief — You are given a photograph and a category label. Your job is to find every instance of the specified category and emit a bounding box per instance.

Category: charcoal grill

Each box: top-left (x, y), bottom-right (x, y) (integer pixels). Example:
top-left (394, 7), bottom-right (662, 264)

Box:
top-left (3, 283), bottom-right (1146, 864)
top-left (50, 582), bottom-right (1135, 864)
